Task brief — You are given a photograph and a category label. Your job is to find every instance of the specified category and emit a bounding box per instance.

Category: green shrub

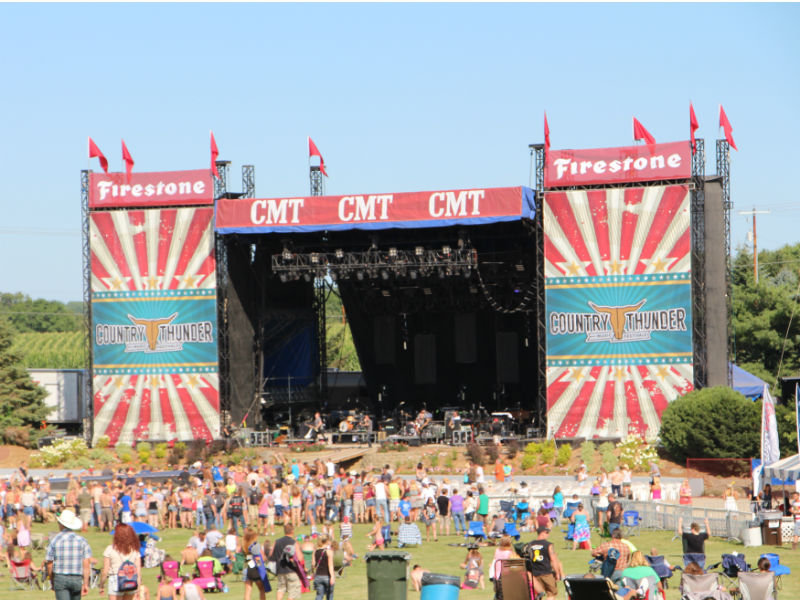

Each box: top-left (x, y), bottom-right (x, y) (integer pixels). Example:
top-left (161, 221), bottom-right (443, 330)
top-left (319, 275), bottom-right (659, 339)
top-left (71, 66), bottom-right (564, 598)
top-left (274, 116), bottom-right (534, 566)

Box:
top-left (429, 454), bottom-right (439, 468)
top-left (580, 440), bottom-right (595, 465)
top-left (556, 444), bottom-right (572, 466)
top-left (521, 454), bottom-right (536, 470)
top-left (660, 386), bottom-right (759, 462)
top-left (95, 435), bottom-right (111, 449)
top-left (601, 451), bottom-right (618, 472)
top-left (154, 443), bottom-right (168, 459)
top-left (466, 443), bottom-right (485, 466)
top-left (598, 441), bottom-right (616, 456)
top-left (117, 448), bottom-right (133, 463)
top-left (540, 443), bottom-right (555, 465)
top-left (524, 442), bottom-right (541, 455)
top-left (136, 442), bottom-right (152, 453)
top-left (138, 449), bottom-right (151, 465)
top-left (89, 448), bottom-right (114, 464)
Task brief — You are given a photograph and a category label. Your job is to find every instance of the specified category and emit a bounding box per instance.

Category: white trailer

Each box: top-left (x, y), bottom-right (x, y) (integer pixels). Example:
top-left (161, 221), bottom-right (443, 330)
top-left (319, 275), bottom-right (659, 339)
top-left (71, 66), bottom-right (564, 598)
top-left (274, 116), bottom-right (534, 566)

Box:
top-left (27, 369), bottom-right (88, 430)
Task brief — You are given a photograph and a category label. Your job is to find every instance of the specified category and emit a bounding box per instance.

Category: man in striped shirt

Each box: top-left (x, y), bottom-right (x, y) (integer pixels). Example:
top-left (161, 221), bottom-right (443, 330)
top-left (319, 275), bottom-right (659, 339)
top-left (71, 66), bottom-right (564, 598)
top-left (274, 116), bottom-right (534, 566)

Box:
top-left (45, 509), bottom-right (92, 600)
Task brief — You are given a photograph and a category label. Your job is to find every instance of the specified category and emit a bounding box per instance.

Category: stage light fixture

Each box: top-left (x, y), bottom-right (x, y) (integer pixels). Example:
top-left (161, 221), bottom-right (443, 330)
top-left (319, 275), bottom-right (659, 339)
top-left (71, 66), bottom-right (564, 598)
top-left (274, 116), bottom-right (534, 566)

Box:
top-left (442, 245), bottom-right (451, 255)
top-left (335, 248), bottom-right (344, 259)
top-left (409, 270), bottom-right (418, 280)
top-left (415, 246), bottom-right (424, 256)
top-left (279, 273), bottom-right (288, 283)
top-left (469, 286), bottom-right (478, 294)
top-left (282, 248), bottom-right (292, 261)
top-left (310, 252), bottom-right (320, 265)
top-left (423, 288), bottom-right (432, 296)
top-left (438, 268), bottom-right (446, 279)
top-left (515, 263), bottom-right (525, 272)
top-left (356, 271), bottom-right (365, 281)
top-left (381, 290), bottom-right (391, 297)
top-left (381, 270), bottom-right (389, 280)
top-left (388, 247), bottom-right (398, 258)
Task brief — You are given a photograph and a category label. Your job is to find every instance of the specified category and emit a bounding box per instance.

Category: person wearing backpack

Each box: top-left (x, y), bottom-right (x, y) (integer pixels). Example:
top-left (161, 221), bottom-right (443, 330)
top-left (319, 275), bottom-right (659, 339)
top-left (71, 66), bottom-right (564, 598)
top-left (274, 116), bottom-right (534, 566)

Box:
top-left (270, 523), bottom-right (303, 600)
top-left (226, 486), bottom-right (247, 534)
top-left (99, 523), bottom-right (141, 600)
top-left (522, 526), bottom-right (564, 600)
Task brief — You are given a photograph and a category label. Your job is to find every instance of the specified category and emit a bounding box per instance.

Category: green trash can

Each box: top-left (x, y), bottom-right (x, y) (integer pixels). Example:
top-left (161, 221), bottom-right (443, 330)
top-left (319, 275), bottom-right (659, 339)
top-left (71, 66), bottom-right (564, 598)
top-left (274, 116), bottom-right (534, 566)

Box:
top-left (365, 550), bottom-right (411, 600)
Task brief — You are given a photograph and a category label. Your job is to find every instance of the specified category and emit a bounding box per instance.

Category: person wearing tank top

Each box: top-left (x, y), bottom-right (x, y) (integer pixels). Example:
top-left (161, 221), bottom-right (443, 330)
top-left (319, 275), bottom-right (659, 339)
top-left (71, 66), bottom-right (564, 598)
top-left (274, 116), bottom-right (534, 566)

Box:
top-left (312, 535), bottom-right (335, 600)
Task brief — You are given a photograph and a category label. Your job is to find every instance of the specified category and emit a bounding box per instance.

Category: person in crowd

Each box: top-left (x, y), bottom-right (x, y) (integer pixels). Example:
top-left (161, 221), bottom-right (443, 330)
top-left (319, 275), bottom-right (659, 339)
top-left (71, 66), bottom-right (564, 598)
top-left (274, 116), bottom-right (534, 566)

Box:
top-left (679, 516), bottom-right (710, 563)
top-left (477, 486), bottom-right (490, 528)
top-left (460, 545), bottom-right (485, 590)
top-left (621, 551), bottom-right (663, 597)
top-left (365, 517), bottom-right (385, 551)
top-left (436, 487), bottom-right (450, 536)
top-left (570, 502), bottom-right (591, 550)
top-left (521, 526), bottom-right (564, 600)
top-left (679, 479), bottom-right (692, 505)
top-left (409, 565), bottom-right (430, 592)
top-left (178, 574), bottom-right (205, 600)
top-left (397, 515), bottom-right (422, 548)
top-left (270, 523), bottom-right (303, 600)
top-left (312, 534), bottom-right (335, 600)
top-left (420, 497), bottom-right (438, 542)
top-left (99, 523), bottom-right (141, 600)
top-left (242, 528), bottom-right (268, 600)
top-left (489, 535), bottom-right (515, 581)
top-left (606, 493), bottom-right (623, 534)
top-left (592, 529), bottom-right (631, 582)
top-left (45, 509), bottom-right (92, 600)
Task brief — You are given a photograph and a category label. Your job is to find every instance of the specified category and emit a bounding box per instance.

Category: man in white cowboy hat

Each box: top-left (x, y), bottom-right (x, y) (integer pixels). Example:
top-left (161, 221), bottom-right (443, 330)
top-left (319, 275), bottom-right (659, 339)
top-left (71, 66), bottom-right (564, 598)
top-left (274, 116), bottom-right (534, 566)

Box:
top-left (45, 509), bottom-right (92, 600)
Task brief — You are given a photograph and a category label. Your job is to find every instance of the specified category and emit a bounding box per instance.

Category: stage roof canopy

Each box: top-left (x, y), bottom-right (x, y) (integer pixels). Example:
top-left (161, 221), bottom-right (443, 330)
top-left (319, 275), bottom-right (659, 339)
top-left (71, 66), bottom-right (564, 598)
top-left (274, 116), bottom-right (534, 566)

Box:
top-left (215, 186), bottom-right (535, 234)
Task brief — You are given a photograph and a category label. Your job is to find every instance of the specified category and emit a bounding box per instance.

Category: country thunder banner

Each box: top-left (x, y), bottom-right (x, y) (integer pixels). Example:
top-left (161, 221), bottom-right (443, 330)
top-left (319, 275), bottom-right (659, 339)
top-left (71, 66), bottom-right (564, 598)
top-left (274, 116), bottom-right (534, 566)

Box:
top-left (89, 207), bottom-right (219, 445)
top-left (544, 185), bottom-right (694, 439)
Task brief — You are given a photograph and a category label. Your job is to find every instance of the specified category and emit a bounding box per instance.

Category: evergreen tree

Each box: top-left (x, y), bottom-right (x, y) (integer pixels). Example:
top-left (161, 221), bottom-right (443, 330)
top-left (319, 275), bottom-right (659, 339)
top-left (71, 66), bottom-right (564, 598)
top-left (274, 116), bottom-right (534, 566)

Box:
top-left (0, 319), bottom-right (52, 446)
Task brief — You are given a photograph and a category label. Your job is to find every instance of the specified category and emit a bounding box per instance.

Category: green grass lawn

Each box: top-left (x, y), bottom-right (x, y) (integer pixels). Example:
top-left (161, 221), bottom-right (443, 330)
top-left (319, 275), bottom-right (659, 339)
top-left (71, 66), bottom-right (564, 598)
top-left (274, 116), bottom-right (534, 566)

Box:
top-left (10, 521), bottom-right (799, 599)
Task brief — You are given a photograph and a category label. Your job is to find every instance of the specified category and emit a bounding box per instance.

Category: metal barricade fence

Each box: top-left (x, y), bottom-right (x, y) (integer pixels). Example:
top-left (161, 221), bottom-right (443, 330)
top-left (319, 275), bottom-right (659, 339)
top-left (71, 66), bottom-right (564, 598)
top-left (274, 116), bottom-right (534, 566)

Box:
top-left (486, 493), bottom-right (752, 542)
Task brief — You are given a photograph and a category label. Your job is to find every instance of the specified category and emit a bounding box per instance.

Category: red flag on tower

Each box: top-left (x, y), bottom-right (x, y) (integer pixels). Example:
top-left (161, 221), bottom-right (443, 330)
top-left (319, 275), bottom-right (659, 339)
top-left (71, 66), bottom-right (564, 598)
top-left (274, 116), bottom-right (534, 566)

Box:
top-left (632, 117), bottom-right (656, 146)
top-left (719, 105), bottom-right (738, 150)
top-left (121, 140), bottom-right (134, 183)
top-left (690, 103), bottom-right (699, 152)
top-left (88, 137), bottom-right (108, 173)
top-left (308, 137), bottom-right (328, 177)
top-left (210, 131), bottom-right (219, 178)
top-left (544, 111), bottom-right (550, 152)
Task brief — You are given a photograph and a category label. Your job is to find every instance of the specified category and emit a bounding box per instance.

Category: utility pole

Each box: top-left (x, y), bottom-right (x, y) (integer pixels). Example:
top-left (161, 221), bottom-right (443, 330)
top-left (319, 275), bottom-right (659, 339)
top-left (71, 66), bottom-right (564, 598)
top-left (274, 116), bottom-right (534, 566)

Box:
top-left (738, 208), bottom-right (771, 282)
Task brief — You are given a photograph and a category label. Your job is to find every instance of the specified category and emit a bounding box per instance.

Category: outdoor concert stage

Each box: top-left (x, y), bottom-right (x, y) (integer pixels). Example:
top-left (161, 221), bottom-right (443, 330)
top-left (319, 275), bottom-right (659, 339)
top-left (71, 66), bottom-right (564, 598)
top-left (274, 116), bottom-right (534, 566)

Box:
top-left (84, 139), bottom-right (732, 446)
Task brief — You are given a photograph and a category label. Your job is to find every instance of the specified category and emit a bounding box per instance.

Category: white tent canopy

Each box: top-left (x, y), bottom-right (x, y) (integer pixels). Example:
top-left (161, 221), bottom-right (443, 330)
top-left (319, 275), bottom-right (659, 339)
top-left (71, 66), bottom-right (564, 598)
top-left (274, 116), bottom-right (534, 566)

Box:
top-left (762, 454), bottom-right (800, 481)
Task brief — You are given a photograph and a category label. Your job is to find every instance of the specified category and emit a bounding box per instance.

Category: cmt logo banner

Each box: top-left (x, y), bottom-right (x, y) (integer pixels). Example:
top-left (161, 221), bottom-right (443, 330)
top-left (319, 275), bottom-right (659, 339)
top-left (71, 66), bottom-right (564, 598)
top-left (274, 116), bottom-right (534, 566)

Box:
top-left (543, 185), bottom-right (694, 440)
top-left (89, 206), bottom-right (219, 445)
top-left (215, 186), bottom-right (535, 233)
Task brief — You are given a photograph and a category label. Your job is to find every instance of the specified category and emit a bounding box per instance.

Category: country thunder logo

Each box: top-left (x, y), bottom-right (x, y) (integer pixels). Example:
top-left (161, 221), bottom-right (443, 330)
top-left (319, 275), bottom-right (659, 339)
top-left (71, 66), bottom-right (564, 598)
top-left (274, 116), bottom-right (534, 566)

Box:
top-left (95, 313), bottom-right (214, 353)
top-left (548, 299), bottom-right (687, 343)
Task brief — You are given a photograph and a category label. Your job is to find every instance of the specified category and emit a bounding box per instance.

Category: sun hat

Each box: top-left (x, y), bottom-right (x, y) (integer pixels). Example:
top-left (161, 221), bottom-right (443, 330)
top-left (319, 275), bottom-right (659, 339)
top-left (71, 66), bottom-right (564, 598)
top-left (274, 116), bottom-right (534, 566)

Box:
top-left (57, 509), bottom-right (83, 531)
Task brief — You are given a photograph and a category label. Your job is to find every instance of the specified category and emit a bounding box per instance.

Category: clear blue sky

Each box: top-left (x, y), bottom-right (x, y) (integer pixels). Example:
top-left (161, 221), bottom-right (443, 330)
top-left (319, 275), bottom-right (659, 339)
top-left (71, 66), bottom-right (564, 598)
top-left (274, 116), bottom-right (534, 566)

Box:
top-left (1, 3), bottom-right (798, 302)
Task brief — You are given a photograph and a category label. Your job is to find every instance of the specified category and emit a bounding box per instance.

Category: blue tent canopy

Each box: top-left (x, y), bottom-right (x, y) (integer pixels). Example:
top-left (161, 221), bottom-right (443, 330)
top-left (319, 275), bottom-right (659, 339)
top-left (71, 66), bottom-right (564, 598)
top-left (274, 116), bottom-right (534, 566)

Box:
top-left (731, 363), bottom-right (767, 399)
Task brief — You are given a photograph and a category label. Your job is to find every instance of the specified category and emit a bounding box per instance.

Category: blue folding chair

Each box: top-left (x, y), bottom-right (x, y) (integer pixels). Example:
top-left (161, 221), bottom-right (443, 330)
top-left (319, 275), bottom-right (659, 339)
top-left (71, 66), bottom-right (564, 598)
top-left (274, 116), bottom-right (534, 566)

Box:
top-left (623, 510), bottom-right (642, 536)
top-left (465, 520), bottom-right (487, 543)
top-left (503, 521), bottom-right (520, 541)
top-left (645, 554), bottom-right (674, 589)
top-left (499, 500), bottom-right (515, 522)
top-left (563, 501), bottom-right (580, 520)
top-left (381, 524), bottom-right (392, 547)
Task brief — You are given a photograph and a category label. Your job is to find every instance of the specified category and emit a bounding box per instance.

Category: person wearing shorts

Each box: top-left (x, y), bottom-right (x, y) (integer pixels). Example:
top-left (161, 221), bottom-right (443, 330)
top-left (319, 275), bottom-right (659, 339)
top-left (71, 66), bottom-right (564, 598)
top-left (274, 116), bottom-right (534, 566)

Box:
top-left (271, 524), bottom-right (301, 600)
top-left (522, 526), bottom-right (564, 600)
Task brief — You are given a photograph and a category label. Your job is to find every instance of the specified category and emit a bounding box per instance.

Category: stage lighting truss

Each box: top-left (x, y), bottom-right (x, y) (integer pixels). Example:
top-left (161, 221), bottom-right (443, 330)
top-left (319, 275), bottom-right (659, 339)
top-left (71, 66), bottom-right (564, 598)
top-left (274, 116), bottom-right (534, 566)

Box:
top-left (271, 246), bottom-right (478, 282)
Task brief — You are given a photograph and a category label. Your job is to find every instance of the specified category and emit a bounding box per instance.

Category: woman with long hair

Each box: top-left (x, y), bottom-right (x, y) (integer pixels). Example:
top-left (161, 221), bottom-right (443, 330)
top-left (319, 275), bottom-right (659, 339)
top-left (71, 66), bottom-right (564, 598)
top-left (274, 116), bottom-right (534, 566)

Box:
top-left (100, 523), bottom-right (141, 600)
top-left (242, 528), bottom-right (267, 600)
top-left (290, 485), bottom-right (302, 529)
top-left (312, 534), bottom-right (335, 600)
top-left (570, 502), bottom-right (591, 550)
top-left (365, 517), bottom-right (385, 551)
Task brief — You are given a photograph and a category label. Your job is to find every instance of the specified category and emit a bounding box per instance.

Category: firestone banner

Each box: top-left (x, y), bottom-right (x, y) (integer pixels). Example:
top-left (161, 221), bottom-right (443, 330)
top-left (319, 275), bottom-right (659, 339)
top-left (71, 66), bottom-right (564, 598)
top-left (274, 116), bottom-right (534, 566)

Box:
top-left (544, 141), bottom-right (691, 187)
top-left (89, 170), bottom-right (214, 209)
top-left (544, 185), bottom-right (694, 439)
top-left (90, 207), bottom-right (219, 445)
top-left (215, 186), bottom-right (535, 234)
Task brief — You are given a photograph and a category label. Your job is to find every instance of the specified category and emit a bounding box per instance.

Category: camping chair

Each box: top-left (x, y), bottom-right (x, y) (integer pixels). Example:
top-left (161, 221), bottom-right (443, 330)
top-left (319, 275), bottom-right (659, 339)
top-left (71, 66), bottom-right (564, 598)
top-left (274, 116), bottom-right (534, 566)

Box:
top-left (563, 501), bottom-right (580, 520)
top-left (679, 572), bottom-right (722, 600)
top-left (709, 553), bottom-right (749, 587)
top-left (465, 520), bottom-right (487, 543)
top-left (332, 550), bottom-right (348, 577)
top-left (499, 558), bottom-right (532, 600)
top-left (160, 560), bottom-right (183, 588)
top-left (563, 522), bottom-right (576, 548)
top-left (514, 501), bottom-right (530, 524)
top-left (210, 545), bottom-right (231, 572)
top-left (380, 524), bottom-right (392, 547)
top-left (622, 574), bottom-right (662, 600)
top-left (193, 559), bottom-right (223, 592)
top-left (623, 510), bottom-right (642, 536)
top-left (737, 571), bottom-right (776, 600)
top-left (646, 554), bottom-right (674, 589)
top-left (759, 553), bottom-right (790, 589)
top-left (564, 576), bottom-right (617, 600)
top-left (8, 560), bottom-right (37, 591)
top-left (500, 500), bottom-right (516, 522)
top-left (503, 521), bottom-right (520, 541)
